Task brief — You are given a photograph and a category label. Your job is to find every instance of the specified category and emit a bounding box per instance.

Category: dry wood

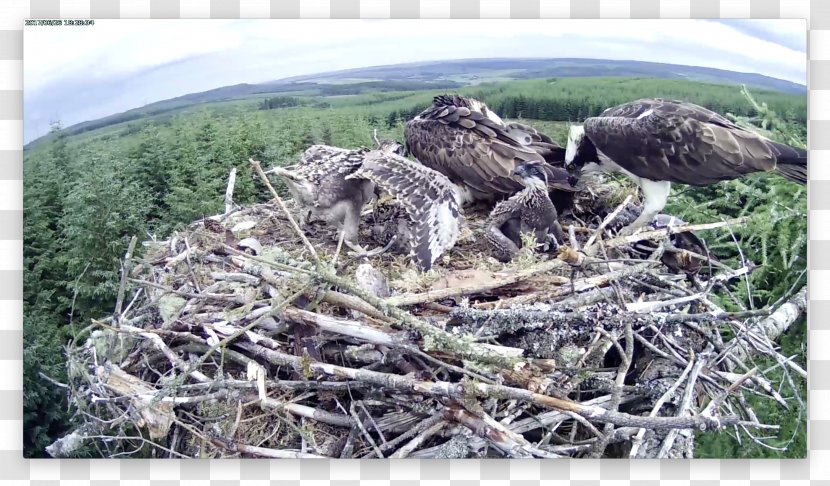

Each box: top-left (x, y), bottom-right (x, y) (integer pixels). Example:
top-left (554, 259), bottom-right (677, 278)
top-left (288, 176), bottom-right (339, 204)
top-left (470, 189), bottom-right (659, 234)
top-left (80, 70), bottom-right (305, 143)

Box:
top-left (64, 171), bottom-right (801, 460)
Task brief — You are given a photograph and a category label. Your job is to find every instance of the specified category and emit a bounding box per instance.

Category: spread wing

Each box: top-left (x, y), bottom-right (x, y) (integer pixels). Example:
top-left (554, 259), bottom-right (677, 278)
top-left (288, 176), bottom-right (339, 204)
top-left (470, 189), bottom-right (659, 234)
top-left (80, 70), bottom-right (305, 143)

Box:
top-left (349, 151), bottom-right (462, 271)
top-left (587, 98), bottom-right (804, 186)
top-left (296, 145), bottom-right (369, 184)
top-left (405, 95), bottom-right (570, 195)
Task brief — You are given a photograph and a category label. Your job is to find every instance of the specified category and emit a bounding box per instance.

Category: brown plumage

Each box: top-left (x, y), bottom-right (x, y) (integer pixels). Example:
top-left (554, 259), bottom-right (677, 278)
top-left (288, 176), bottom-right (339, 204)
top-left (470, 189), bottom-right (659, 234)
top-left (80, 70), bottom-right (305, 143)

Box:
top-left (270, 140), bottom-right (462, 271)
top-left (405, 94), bottom-right (576, 206)
top-left (565, 98), bottom-right (807, 234)
top-left (486, 162), bottom-right (565, 262)
top-left (629, 214), bottom-right (711, 276)
top-left (348, 151), bottom-right (462, 271)
top-left (270, 144), bottom-right (388, 244)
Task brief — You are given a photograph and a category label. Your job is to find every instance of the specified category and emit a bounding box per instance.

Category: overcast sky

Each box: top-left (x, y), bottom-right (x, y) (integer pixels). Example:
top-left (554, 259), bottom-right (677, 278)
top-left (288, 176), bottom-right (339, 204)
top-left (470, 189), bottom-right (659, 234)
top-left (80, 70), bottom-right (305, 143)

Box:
top-left (23, 18), bottom-right (806, 143)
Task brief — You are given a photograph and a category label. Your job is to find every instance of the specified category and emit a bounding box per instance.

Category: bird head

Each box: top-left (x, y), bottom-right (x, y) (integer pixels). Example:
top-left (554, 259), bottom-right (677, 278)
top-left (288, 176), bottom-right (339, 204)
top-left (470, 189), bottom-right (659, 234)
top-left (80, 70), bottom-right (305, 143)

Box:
top-left (512, 162), bottom-right (548, 189)
top-left (377, 139), bottom-right (406, 157)
top-left (564, 125), bottom-right (595, 176)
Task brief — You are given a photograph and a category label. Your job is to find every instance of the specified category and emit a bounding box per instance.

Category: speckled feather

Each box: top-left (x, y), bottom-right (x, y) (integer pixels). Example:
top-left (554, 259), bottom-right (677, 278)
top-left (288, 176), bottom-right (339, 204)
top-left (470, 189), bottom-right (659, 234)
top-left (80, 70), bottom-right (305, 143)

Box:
top-left (295, 145), bottom-right (370, 185)
top-left (405, 94), bottom-right (572, 201)
top-left (584, 98), bottom-right (807, 186)
top-left (485, 176), bottom-right (563, 262)
top-left (349, 151), bottom-right (462, 271)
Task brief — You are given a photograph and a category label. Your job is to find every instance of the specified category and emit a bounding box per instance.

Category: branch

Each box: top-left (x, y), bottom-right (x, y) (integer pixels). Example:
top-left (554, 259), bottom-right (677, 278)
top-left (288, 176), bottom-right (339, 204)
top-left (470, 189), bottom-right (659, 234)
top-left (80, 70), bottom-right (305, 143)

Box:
top-left (249, 158), bottom-right (319, 263)
top-left (239, 341), bottom-right (738, 431)
top-left (224, 167), bottom-right (237, 215)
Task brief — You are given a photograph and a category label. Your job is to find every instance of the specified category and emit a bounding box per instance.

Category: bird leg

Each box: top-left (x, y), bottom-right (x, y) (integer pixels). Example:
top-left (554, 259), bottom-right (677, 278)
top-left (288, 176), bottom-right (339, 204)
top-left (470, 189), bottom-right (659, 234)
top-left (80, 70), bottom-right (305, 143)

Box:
top-left (618, 180), bottom-right (671, 237)
top-left (342, 200), bottom-right (393, 257)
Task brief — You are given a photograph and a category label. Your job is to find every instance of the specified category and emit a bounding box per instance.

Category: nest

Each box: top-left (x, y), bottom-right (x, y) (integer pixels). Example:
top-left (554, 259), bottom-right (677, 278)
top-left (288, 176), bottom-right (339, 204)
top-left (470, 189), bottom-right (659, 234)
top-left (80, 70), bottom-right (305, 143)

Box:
top-left (55, 170), bottom-right (806, 459)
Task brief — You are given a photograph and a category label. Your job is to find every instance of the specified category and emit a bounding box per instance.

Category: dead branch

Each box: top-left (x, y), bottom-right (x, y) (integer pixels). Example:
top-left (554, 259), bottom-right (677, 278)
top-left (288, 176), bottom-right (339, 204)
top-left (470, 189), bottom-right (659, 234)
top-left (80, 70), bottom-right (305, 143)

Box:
top-left (224, 167), bottom-right (237, 215)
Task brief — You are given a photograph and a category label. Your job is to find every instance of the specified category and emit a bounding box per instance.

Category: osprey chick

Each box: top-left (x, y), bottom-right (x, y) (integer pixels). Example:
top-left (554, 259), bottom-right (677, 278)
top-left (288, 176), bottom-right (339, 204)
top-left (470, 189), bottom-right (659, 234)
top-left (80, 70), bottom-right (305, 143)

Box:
top-left (564, 98), bottom-right (807, 235)
top-left (270, 140), bottom-right (462, 271)
top-left (269, 140), bottom-right (404, 245)
top-left (405, 94), bottom-right (577, 206)
top-left (486, 161), bottom-right (565, 262)
top-left (348, 151), bottom-right (463, 271)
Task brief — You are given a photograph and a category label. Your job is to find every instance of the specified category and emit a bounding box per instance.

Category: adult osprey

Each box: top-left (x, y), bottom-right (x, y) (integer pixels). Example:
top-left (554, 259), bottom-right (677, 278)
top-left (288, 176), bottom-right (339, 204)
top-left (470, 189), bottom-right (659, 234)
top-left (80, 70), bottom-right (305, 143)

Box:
top-left (486, 162), bottom-right (565, 262)
top-left (405, 94), bottom-right (577, 206)
top-left (564, 98), bottom-right (807, 235)
top-left (270, 140), bottom-right (462, 271)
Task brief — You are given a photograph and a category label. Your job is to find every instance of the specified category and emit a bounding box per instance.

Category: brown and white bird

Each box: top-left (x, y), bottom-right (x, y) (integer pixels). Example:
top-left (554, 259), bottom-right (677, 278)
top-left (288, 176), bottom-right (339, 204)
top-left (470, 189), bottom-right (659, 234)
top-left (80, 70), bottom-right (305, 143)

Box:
top-left (270, 141), bottom-right (403, 244)
top-left (348, 151), bottom-right (463, 271)
top-left (564, 98), bottom-right (807, 236)
top-left (486, 162), bottom-right (565, 262)
top-left (270, 140), bottom-right (462, 271)
top-left (405, 94), bottom-right (577, 206)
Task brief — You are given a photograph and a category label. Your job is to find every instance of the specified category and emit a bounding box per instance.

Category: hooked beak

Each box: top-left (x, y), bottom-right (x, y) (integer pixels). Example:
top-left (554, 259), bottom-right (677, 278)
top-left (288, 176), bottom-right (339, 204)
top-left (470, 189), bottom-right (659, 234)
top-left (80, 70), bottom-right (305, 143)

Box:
top-left (565, 162), bottom-right (580, 178)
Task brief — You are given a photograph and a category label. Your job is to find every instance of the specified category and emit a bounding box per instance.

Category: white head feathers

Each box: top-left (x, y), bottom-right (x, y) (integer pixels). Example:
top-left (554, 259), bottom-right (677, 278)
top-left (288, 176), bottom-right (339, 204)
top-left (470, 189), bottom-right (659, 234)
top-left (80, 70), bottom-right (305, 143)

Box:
top-left (565, 125), bottom-right (585, 165)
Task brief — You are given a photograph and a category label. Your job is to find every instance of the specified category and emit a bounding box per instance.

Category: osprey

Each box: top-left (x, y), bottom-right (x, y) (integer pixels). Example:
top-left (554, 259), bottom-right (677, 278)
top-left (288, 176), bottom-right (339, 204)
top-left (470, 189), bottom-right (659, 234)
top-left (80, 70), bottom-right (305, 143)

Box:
top-left (405, 94), bottom-right (577, 206)
top-left (485, 162), bottom-right (565, 262)
top-left (270, 140), bottom-right (462, 271)
top-left (564, 98), bottom-right (807, 235)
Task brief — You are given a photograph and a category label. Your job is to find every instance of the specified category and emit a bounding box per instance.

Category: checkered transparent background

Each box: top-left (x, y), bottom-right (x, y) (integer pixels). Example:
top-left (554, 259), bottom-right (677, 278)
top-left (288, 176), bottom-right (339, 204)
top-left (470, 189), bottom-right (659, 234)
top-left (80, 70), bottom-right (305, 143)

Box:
top-left (2, 0), bottom-right (826, 483)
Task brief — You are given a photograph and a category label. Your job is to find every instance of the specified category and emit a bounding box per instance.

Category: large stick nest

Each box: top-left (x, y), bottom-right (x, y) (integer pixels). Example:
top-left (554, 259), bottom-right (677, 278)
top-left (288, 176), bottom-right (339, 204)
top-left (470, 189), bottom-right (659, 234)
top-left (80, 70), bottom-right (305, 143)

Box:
top-left (56, 171), bottom-right (806, 460)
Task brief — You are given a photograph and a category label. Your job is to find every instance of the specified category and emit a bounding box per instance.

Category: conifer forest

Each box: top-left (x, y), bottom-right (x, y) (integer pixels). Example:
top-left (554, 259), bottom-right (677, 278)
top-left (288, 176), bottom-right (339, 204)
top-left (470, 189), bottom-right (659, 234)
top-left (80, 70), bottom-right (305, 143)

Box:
top-left (23, 75), bottom-right (807, 459)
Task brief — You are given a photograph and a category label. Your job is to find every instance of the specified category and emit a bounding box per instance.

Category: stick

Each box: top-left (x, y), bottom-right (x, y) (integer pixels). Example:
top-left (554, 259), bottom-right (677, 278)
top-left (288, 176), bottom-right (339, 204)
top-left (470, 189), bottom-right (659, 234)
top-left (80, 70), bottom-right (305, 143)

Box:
top-left (391, 420), bottom-right (446, 458)
top-left (224, 167), bottom-right (237, 215)
top-left (657, 349), bottom-right (710, 458)
top-left (362, 413), bottom-right (446, 458)
top-left (386, 263), bottom-right (571, 306)
top-left (599, 217), bottom-right (748, 251)
top-left (250, 158), bottom-right (319, 263)
top-left (629, 357), bottom-right (696, 458)
top-left (240, 342), bottom-right (738, 431)
top-left (585, 195), bottom-right (633, 248)
top-left (210, 436), bottom-right (327, 458)
top-left (113, 235), bottom-right (138, 324)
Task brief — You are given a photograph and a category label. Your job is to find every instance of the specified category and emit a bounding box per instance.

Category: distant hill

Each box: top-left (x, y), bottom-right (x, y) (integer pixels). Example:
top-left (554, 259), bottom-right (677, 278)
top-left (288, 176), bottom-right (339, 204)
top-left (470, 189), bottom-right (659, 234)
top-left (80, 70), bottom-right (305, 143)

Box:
top-left (280, 58), bottom-right (806, 95)
top-left (26, 57), bottom-right (805, 149)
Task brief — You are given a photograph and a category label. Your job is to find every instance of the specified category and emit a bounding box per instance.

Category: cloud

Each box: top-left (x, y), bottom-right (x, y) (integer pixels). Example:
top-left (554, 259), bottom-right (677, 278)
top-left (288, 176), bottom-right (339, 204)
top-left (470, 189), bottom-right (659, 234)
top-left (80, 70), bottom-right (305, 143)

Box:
top-left (23, 19), bottom-right (806, 142)
top-left (707, 19), bottom-right (806, 53)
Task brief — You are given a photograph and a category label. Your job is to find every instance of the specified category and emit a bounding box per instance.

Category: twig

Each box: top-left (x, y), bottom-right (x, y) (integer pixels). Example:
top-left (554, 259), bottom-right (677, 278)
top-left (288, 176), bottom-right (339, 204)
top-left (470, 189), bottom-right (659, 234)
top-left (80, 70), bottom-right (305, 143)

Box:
top-left (657, 348), bottom-right (711, 458)
top-left (590, 317), bottom-right (633, 457)
top-left (350, 402), bottom-right (385, 458)
top-left (629, 356), bottom-right (696, 458)
top-left (224, 167), bottom-right (237, 215)
top-left (210, 436), bottom-right (327, 458)
top-left (250, 158), bottom-right (319, 263)
top-left (241, 341), bottom-right (739, 431)
top-left (362, 413), bottom-right (445, 458)
top-left (113, 236), bottom-right (138, 324)
top-left (391, 420), bottom-right (446, 458)
top-left (585, 195), bottom-right (633, 248)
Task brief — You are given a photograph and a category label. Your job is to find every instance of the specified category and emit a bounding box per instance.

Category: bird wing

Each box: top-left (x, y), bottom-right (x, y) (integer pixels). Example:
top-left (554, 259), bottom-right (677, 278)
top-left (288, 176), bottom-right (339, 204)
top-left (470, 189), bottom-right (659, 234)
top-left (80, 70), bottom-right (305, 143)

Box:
top-left (587, 98), bottom-right (784, 186)
top-left (405, 95), bottom-right (560, 195)
top-left (298, 145), bottom-right (369, 184)
top-left (349, 151), bottom-right (462, 271)
top-left (505, 121), bottom-right (567, 164)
